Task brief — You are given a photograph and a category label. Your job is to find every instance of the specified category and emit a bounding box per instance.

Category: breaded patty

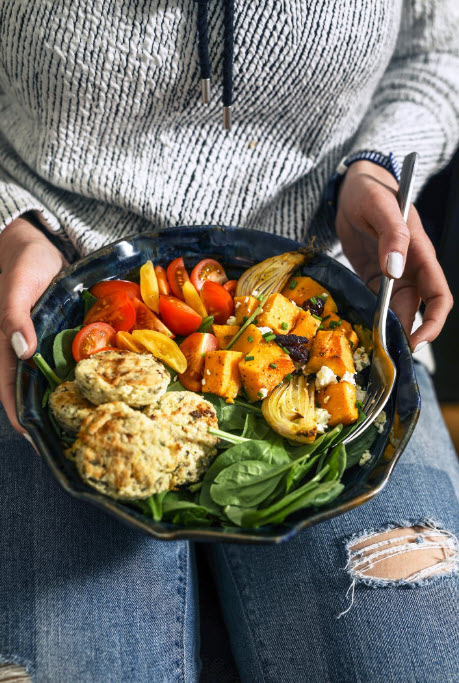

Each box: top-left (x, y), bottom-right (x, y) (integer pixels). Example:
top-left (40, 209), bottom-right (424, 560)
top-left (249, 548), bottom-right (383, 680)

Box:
top-left (75, 350), bottom-right (170, 407)
top-left (143, 391), bottom-right (218, 487)
top-left (68, 402), bottom-right (178, 499)
top-left (49, 381), bottom-right (95, 434)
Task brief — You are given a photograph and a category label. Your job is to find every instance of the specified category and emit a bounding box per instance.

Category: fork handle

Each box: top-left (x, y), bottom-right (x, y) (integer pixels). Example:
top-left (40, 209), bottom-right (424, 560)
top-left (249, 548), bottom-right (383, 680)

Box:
top-left (374, 153), bottom-right (419, 348)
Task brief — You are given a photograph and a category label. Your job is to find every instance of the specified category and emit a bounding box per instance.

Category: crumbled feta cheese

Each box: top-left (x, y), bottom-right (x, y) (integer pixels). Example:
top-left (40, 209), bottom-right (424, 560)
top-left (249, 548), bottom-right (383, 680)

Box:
top-left (341, 371), bottom-right (356, 385)
top-left (257, 326), bottom-right (272, 335)
top-left (252, 290), bottom-right (259, 298)
top-left (244, 296), bottom-right (249, 303)
top-left (201, 379), bottom-right (206, 386)
top-left (172, 376), bottom-right (177, 382)
top-left (324, 395), bottom-right (330, 404)
top-left (356, 385), bottom-right (368, 403)
top-left (258, 387), bottom-right (268, 399)
top-left (315, 365), bottom-right (338, 390)
top-left (226, 315), bottom-right (237, 325)
top-left (321, 292), bottom-right (328, 298)
top-left (353, 346), bottom-right (370, 372)
top-left (374, 410), bottom-right (387, 434)
top-left (235, 301), bottom-right (241, 308)
top-left (359, 450), bottom-right (372, 466)
top-left (206, 369), bottom-right (211, 375)
top-left (315, 408), bottom-right (331, 434)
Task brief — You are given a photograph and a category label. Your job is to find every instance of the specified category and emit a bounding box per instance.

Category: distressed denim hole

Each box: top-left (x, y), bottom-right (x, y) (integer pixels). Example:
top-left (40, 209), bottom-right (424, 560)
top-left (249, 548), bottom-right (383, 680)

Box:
top-left (0, 663), bottom-right (31, 682)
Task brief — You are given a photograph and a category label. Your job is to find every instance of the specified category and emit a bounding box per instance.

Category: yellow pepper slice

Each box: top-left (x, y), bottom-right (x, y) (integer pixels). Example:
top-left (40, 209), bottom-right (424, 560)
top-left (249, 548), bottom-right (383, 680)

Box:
top-left (115, 331), bottom-right (146, 353)
top-left (182, 281), bottom-right (207, 317)
top-left (132, 330), bottom-right (187, 374)
top-left (140, 260), bottom-right (159, 313)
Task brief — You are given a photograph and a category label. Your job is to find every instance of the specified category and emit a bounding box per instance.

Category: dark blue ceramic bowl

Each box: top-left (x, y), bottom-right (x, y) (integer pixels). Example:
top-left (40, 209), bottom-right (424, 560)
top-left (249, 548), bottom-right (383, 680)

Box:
top-left (16, 226), bottom-right (420, 544)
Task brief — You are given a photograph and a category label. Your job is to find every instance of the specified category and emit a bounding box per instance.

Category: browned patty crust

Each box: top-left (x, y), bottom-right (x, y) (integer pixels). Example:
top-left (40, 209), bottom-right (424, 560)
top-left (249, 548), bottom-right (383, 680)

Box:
top-left (49, 381), bottom-right (95, 434)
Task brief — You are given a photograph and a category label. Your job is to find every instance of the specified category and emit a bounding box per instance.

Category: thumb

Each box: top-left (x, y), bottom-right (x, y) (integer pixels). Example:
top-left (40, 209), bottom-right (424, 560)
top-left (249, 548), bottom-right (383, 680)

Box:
top-left (0, 277), bottom-right (38, 360)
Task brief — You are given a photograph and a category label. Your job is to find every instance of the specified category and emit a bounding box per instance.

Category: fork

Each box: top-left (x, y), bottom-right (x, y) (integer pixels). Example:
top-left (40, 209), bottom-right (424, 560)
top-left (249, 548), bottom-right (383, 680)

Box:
top-left (343, 152), bottom-right (419, 445)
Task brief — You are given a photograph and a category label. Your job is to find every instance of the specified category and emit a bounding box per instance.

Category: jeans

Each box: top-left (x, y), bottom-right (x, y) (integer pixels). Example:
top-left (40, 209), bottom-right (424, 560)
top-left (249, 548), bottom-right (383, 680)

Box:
top-left (1, 364), bottom-right (458, 682)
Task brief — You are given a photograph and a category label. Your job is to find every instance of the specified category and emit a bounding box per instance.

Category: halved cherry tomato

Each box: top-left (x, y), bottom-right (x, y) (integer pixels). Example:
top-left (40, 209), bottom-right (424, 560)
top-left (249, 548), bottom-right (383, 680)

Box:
top-left (200, 280), bottom-right (234, 324)
top-left (115, 331), bottom-right (146, 353)
top-left (84, 291), bottom-right (136, 332)
top-left (167, 257), bottom-right (190, 300)
top-left (155, 265), bottom-right (170, 295)
top-left (132, 330), bottom-right (187, 374)
top-left (178, 333), bottom-right (219, 392)
top-left (132, 297), bottom-right (174, 338)
top-left (190, 258), bottom-right (228, 292)
top-left (182, 281), bottom-right (207, 317)
top-left (140, 260), bottom-right (159, 313)
top-left (223, 279), bottom-right (237, 296)
top-left (72, 323), bottom-right (117, 362)
top-left (89, 280), bottom-right (141, 300)
top-left (159, 295), bottom-right (202, 336)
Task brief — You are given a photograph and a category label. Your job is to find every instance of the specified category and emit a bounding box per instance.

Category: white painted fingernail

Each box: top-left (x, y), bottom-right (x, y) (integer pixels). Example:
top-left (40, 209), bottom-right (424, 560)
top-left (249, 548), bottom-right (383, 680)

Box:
top-left (387, 252), bottom-right (404, 279)
top-left (23, 433), bottom-right (34, 445)
top-left (11, 331), bottom-right (28, 359)
top-left (413, 341), bottom-right (428, 354)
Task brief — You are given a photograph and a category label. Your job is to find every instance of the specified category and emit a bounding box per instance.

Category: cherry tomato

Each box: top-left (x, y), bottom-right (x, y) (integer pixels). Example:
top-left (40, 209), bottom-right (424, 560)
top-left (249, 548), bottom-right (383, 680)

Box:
top-left (178, 333), bottom-right (219, 392)
top-left (132, 297), bottom-right (174, 338)
top-left (154, 265), bottom-right (170, 295)
top-left (190, 258), bottom-right (228, 292)
top-left (200, 280), bottom-right (234, 324)
top-left (89, 280), bottom-right (141, 300)
top-left (223, 279), bottom-right (237, 296)
top-left (72, 323), bottom-right (117, 362)
top-left (159, 295), bottom-right (202, 336)
top-left (167, 257), bottom-right (190, 300)
top-left (84, 291), bottom-right (136, 332)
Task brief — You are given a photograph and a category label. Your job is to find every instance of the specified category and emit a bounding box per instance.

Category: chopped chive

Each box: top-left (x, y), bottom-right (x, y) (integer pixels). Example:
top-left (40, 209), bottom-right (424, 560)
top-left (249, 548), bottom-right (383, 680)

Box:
top-left (338, 319), bottom-right (342, 326)
top-left (310, 296), bottom-right (317, 304)
top-left (280, 322), bottom-right (288, 330)
top-left (253, 318), bottom-right (259, 325)
top-left (284, 373), bottom-right (293, 381)
top-left (315, 402), bottom-right (321, 408)
top-left (322, 315), bottom-right (330, 322)
top-left (329, 320), bottom-right (338, 329)
top-left (349, 340), bottom-right (354, 348)
top-left (318, 324), bottom-right (324, 330)
top-left (269, 363), bottom-right (277, 369)
top-left (247, 335), bottom-right (253, 343)
top-left (245, 355), bottom-right (255, 361)
top-left (288, 279), bottom-right (297, 290)
top-left (242, 315), bottom-right (248, 323)
top-left (282, 346), bottom-right (290, 354)
top-left (263, 333), bottom-right (276, 342)
top-left (317, 294), bottom-right (327, 300)
top-left (201, 352), bottom-right (206, 357)
top-left (312, 314), bottom-right (322, 321)
top-left (355, 400), bottom-right (364, 409)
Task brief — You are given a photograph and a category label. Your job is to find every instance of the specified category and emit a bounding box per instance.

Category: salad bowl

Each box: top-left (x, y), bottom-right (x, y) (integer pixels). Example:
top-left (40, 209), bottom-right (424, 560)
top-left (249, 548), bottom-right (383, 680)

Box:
top-left (16, 226), bottom-right (421, 544)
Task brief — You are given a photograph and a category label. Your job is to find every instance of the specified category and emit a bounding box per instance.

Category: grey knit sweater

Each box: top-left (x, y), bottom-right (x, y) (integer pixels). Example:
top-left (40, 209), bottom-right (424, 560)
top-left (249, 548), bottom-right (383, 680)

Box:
top-left (0, 0), bottom-right (458, 259)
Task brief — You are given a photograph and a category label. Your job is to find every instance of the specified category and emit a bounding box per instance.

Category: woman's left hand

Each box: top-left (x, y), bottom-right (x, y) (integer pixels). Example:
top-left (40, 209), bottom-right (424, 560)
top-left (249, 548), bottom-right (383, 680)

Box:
top-left (336, 160), bottom-right (453, 352)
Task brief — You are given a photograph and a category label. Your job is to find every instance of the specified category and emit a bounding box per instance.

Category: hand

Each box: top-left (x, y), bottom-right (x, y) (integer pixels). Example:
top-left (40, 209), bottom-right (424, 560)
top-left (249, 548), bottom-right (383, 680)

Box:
top-left (336, 161), bottom-right (453, 351)
top-left (0, 217), bottom-right (68, 432)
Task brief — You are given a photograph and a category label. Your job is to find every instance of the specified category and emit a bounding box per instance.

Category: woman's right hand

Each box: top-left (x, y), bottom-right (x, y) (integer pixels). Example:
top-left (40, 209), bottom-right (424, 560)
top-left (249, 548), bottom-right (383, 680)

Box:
top-left (0, 217), bottom-right (68, 433)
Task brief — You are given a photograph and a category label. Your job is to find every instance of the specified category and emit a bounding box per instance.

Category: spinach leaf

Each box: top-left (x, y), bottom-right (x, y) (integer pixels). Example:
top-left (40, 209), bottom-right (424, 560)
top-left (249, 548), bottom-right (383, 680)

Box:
top-left (82, 290), bottom-right (97, 316)
top-left (33, 353), bottom-right (62, 390)
top-left (211, 459), bottom-right (286, 507)
top-left (241, 412), bottom-right (277, 442)
top-left (53, 326), bottom-right (81, 379)
top-left (167, 380), bottom-right (187, 392)
top-left (345, 424), bottom-right (378, 469)
top-left (323, 443), bottom-right (346, 481)
top-left (171, 510), bottom-right (213, 527)
top-left (285, 451), bottom-right (323, 493)
top-left (144, 490), bottom-right (170, 521)
top-left (204, 395), bottom-right (250, 432)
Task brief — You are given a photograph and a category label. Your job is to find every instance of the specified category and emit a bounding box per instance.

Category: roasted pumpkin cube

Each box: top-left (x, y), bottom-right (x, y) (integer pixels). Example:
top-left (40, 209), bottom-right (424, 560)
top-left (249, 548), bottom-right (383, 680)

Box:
top-left (256, 293), bottom-right (299, 334)
top-left (305, 330), bottom-right (355, 377)
top-left (202, 350), bottom-right (243, 401)
top-left (322, 313), bottom-right (359, 350)
top-left (234, 295), bottom-right (260, 325)
top-left (316, 382), bottom-right (358, 427)
top-left (238, 342), bottom-right (295, 402)
top-left (291, 309), bottom-right (321, 345)
top-left (282, 277), bottom-right (337, 315)
top-left (212, 324), bottom-right (240, 350)
top-left (232, 324), bottom-right (264, 356)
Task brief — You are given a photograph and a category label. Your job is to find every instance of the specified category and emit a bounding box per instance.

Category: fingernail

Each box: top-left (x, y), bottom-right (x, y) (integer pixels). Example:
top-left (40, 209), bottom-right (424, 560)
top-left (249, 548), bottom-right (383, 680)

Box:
top-left (11, 331), bottom-right (28, 359)
top-left (387, 252), bottom-right (404, 279)
top-left (413, 341), bottom-right (428, 354)
top-left (23, 433), bottom-right (34, 445)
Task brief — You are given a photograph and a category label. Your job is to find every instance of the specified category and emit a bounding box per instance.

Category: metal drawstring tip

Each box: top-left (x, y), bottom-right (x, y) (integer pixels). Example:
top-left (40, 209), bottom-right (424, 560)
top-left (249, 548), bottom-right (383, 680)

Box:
top-left (201, 79), bottom-right (210, 104)
top-left (223, 106), bottom-right (232, 131)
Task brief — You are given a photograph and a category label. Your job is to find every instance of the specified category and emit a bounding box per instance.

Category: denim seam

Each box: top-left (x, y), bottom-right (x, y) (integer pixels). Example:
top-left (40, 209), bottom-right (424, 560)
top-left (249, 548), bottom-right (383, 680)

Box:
top-left (343, 518), bottom-right (459, 588)
top-left (0, 655), bottom-right (34, 680)
top-left (182, 542), bottom-right (189, 683)
top-left (175, 543), bottom-right (188, 683)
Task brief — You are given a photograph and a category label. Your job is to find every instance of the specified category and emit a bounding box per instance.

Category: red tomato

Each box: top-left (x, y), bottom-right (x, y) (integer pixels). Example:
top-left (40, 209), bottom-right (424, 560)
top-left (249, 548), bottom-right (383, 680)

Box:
top-left (84, 291), bottom-right (136, 332)
top-left (89, 279), bottom-right (141, 300)
top-left (72, 323), bottom-right (117, 362)
top-left (154, 266), bottom-right (170, 296)
top-left (132, 297), bottom-right (174, 338)
top-left (223, 279), bottom-right (237, 296)
top-left (166, 257), bottom-right (190, 300)
top-left (159, 295), bottom-right (202, 336)
top-left (178, 333), bottom-right (219, 392)
top-left (190, 258), bottom-right (228, 292)
top-left (200, 280), bottom-right (234, 324)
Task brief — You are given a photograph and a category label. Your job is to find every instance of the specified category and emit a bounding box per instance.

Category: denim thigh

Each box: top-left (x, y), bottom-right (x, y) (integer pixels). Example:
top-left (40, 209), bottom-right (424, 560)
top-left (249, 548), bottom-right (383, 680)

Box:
top-left (206, 364), bottom-right (459, 683)
top-left (0, 410), bottom-right (200, 683)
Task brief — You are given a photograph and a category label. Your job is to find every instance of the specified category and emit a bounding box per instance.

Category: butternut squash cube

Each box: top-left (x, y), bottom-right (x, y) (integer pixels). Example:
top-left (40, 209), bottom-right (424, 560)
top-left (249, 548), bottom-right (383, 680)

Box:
top-left (305, 330), bottom-right (355, 377)
top-left (232, 324), bottom-right (264, 356)
top-left (256, 293), bottom-right (299, 334)
top-left (322, 313), bottom-right (359, 350)
top-left (212, 324), bottom-right (240, 350)
top-left (234, 296), bottom-right (259, 325)
top-left (282, 277), bottom-right (337, 315)
top-left (316, 382), bottom-right (358, 427)
top-left (238, 342), bottom-right (295, 402)
top-left (202, 350), bottom-right (243, 401)
top-left (291, 309), bottom-right (321, 345)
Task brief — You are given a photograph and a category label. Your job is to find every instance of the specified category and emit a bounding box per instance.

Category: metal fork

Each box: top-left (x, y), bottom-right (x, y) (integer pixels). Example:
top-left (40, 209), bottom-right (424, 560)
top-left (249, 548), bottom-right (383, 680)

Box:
top-left (343, 152), bottom-right (419, 445)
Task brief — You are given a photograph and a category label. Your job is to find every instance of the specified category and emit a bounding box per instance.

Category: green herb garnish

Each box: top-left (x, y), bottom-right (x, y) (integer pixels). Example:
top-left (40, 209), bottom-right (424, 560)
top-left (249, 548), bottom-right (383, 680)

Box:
top-left (280, 322), bottom-right (288, 330)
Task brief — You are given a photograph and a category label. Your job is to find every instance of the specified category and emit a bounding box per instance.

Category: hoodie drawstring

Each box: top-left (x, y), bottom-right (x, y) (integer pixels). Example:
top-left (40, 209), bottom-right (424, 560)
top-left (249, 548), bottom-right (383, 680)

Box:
top-left (195, 0), bottom-right (234, 130)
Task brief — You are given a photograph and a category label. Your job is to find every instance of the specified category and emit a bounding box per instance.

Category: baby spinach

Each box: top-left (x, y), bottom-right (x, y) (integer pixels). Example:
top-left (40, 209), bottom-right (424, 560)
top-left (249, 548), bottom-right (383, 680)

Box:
top-left (53, 326), bottom-right (81, 380)
top-left (323, 443), bottom-right (346, 481)
top-left (82, 290), bottom-right (97, 316)
top-left (345, 424), bottom-right (378, 469)
top-left (197, 315), bottom-right (214, 333)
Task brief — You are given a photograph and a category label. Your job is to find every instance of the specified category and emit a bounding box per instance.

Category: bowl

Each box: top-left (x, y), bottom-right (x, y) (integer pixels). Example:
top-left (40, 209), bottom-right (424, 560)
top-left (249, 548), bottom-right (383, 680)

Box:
top-left (16, 226), bottom-right (421, 544)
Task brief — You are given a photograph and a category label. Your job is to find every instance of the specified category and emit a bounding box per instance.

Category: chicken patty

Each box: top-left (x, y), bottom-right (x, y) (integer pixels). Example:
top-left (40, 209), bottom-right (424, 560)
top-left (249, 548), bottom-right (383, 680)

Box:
top-left (49, 381), bottom-right (95, 434)
top-left (75, 350), bottom-right (170, 407)
top-left (143, 391), bottom-right (218, 488)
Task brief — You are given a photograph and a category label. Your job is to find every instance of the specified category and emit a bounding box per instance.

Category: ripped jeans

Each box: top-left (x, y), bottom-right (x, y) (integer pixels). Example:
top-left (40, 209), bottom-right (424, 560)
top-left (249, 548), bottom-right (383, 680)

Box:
top-left (1, 364), bottom-right (458, 682)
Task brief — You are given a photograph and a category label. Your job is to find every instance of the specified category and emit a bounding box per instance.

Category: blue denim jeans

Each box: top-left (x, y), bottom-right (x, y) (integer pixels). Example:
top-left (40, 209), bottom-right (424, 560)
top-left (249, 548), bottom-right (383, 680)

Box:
top-left (1, 364), bottom-right (458, 682)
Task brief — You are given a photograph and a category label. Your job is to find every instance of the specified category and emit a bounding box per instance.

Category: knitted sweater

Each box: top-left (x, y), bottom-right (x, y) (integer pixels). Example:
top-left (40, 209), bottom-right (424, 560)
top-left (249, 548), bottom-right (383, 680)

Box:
top-left (0, 0), bottom-right (458, 259)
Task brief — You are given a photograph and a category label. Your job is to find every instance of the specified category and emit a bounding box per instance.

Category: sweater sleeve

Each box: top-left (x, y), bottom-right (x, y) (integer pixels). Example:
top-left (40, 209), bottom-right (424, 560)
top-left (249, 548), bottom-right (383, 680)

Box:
top-left (349, 0), bottom-right (459, 195)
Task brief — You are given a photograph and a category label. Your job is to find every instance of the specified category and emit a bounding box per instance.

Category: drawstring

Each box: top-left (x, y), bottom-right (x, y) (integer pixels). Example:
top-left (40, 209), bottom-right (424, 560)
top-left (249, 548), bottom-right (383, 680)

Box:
top-left (195, 0), bottom-right (234, 130)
